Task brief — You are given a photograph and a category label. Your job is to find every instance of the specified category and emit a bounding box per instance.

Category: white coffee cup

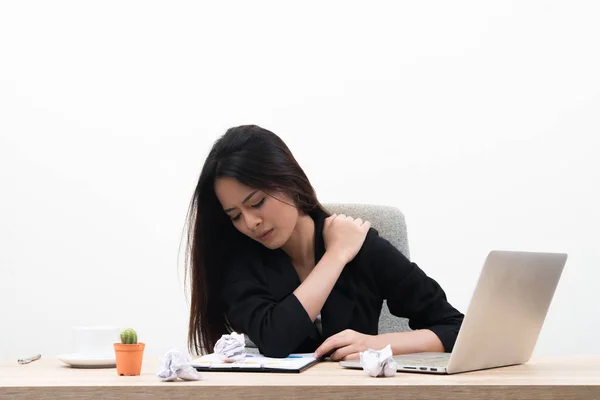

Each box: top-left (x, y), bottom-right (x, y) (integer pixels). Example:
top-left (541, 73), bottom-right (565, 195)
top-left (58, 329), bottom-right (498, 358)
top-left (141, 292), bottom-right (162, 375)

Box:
top-left (72, 326), bottom-right (120, 358)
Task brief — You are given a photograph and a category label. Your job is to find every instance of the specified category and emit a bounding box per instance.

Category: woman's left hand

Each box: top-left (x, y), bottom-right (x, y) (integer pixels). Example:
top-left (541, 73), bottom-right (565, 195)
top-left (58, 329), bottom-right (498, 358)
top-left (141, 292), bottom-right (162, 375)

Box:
top-left (314, 329), bottom-right (379, 361)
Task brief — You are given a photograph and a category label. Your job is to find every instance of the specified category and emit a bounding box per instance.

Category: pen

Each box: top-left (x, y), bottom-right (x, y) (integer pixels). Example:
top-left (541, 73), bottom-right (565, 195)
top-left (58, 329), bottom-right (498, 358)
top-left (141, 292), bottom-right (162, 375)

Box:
top-left (18, 354), bottom-right (41, 365)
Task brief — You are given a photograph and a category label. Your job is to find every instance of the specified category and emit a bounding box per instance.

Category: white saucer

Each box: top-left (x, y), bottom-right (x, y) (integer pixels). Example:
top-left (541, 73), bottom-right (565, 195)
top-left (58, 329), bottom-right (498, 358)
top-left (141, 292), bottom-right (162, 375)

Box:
top-left (57, 353), bottom-right (116, 368)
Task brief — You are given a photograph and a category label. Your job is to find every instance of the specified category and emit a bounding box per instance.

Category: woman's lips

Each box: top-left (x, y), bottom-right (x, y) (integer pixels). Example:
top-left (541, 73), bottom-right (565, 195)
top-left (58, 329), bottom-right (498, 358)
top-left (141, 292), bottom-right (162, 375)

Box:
top-left (259, 229), bottom-right (274, 240)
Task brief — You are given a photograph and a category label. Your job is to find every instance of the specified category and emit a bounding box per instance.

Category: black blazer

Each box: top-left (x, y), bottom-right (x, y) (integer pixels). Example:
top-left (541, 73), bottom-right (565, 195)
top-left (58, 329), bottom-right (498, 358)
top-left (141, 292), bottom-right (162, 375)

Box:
top-left (221, 209), bottom-right (464, 358)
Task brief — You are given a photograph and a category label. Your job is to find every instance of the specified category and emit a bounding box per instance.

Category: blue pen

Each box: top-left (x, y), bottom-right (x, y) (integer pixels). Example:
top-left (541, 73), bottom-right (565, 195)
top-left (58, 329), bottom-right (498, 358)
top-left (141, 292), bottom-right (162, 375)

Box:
top-left (287, 355), bottom-right (303, 358)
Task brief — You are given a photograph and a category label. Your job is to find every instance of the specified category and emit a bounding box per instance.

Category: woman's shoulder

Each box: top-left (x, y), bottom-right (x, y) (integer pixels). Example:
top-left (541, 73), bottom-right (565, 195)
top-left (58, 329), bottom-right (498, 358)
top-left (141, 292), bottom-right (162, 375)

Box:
top-left (361, 226), bottom-right (389, 251)
top-left (356, 226), bottom-right (411, 265)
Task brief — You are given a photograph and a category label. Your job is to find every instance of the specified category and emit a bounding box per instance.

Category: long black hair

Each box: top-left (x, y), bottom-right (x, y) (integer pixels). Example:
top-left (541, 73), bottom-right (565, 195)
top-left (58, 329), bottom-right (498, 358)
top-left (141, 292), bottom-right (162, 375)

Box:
top-left (184, 125), bottom-right (327, 354)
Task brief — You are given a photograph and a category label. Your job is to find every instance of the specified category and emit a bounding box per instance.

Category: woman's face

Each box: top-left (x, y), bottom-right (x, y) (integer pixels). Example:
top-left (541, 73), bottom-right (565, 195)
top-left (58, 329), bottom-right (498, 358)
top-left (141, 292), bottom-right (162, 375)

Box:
top-left (214, 177), bottom-right (299, 249)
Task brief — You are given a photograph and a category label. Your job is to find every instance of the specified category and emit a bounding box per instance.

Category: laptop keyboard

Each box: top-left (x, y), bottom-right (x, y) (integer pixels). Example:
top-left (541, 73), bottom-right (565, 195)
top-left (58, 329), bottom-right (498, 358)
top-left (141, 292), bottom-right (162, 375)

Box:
top-left (397, 356), bottom-right (450, 367)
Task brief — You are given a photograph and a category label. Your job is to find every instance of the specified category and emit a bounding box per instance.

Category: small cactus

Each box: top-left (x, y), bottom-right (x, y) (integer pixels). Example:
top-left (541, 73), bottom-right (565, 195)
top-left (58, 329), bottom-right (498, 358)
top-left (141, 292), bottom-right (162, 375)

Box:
top-left (120, 328), bottom-right (138, 344)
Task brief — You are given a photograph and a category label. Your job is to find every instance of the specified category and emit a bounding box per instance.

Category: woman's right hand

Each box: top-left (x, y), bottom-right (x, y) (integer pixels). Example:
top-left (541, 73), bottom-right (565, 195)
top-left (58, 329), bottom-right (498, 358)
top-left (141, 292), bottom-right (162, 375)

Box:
top-left (322, 214), bottom-right (371, 264)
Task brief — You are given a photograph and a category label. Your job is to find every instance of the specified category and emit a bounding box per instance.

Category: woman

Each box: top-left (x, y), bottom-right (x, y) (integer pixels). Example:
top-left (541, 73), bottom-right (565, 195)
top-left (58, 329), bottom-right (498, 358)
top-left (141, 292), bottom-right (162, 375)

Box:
top-left (185, 125), bottom-right (464, 360)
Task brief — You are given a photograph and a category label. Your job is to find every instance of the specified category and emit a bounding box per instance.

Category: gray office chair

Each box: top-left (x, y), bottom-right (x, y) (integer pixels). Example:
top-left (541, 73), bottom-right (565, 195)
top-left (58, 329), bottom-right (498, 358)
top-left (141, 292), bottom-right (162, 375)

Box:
top-left (324, 203), bottom-right (411, 334)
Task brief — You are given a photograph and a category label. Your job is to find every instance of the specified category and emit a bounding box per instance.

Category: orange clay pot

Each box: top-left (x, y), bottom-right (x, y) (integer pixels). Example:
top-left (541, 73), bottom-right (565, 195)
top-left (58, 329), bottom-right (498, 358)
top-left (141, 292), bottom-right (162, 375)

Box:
top-left (114, 343), bottom-right (145, 376)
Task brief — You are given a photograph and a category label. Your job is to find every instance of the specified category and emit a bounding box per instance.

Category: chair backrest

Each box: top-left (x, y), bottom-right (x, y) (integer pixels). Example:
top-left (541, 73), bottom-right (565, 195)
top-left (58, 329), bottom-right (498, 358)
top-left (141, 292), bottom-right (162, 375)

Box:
top-left (323, 203), bottom-right (411, 333)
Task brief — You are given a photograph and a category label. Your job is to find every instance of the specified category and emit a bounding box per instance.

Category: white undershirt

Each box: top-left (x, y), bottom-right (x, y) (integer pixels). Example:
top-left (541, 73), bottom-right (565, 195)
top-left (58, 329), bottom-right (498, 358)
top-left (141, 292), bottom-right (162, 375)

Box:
top-left (315, 313), bottom-right (323, 336)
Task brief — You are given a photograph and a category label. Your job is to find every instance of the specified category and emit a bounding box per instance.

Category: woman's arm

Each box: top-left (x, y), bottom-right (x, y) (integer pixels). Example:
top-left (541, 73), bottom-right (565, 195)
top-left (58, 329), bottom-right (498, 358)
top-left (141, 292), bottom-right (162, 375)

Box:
top-left (373, 329), bottom-right (445, 353)
top-left (367, 228), bottom-right (464, 353)
top-left (222, 257), bottom-right (316, 358)
top-left (314, 228), bottom-right (463, 360)
top-left (294, 214), bottom-right (371, 320)
top-left (292, 250), bottom-right (348, 320)
top-left (222, 251), bottom-right (349, 357)
top-left (314, 328), bottom-right (444, 360)
top-left (223, 214), bottom-right (371, 357)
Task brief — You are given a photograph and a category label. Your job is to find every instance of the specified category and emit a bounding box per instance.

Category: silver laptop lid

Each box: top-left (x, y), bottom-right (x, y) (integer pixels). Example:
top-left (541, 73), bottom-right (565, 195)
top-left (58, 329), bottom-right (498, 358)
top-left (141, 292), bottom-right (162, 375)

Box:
top-left (447, 250), bottom-right (566, 374)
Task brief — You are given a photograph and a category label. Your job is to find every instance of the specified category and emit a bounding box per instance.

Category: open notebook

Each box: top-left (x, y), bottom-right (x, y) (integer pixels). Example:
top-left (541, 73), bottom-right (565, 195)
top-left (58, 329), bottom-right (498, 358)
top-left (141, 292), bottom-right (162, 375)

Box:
top-left (191, 353), bottom-right (319, 373)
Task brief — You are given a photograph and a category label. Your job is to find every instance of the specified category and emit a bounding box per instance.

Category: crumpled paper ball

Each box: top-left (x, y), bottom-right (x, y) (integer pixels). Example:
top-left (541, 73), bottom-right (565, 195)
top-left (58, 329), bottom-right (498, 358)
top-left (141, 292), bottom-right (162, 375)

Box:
top-left (214, 332), bottom-right (246, 362)
top-left (359, 344), bottom-right (397, 377)
top-left (156, 349), bottom-right (203, 382)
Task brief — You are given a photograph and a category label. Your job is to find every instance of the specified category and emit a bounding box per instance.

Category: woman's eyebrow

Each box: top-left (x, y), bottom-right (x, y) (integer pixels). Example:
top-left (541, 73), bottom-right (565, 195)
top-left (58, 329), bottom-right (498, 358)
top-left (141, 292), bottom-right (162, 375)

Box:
top-left (223, 190), bottom-right (259, 213)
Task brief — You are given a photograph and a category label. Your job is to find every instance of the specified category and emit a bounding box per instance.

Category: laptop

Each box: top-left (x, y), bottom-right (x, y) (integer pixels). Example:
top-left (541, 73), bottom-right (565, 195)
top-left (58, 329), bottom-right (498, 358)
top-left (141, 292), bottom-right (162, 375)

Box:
top-left (340, 250), bottom-right (567, 374)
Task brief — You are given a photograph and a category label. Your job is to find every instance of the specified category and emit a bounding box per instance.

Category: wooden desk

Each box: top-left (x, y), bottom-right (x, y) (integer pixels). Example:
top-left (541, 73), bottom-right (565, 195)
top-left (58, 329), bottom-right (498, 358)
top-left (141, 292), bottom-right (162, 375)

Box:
top-left (1, 356), bottom-right (599, 399)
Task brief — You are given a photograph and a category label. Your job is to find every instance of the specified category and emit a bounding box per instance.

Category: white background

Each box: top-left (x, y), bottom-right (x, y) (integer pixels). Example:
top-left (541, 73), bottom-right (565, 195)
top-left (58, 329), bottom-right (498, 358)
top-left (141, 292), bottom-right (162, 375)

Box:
top-left (1, 1), bottom-right (599, 360)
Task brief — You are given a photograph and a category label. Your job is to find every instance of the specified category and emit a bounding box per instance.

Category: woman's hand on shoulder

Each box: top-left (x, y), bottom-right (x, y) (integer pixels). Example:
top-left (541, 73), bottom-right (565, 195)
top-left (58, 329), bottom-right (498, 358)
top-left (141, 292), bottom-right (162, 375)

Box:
top-left (323, 214), bottom-right (371, 264)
